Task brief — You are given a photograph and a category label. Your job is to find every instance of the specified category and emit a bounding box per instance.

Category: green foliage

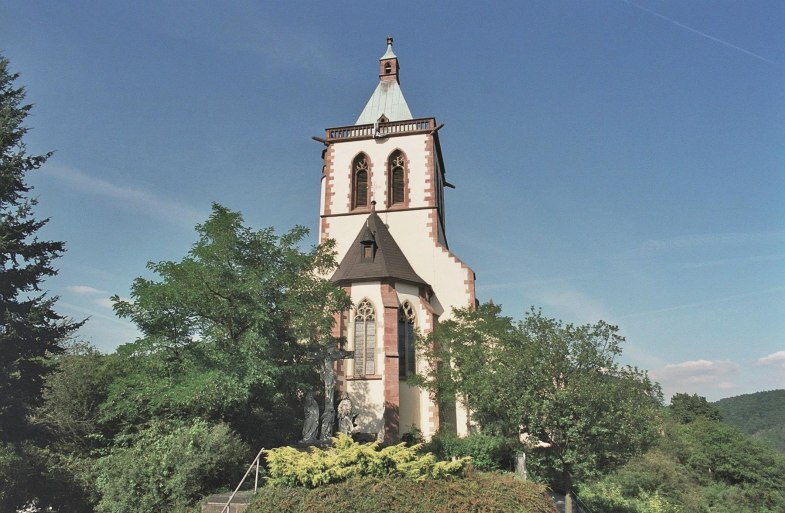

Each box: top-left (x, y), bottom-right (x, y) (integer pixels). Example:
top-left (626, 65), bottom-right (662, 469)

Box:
top-left (579, 480), bottom-right (681, 513)
top-left (0, 54), bottom-right (83, 443)
top-left (716, 389), bottom-right (785, 452)
top-left (36, 342), bottom-right (114, 454)
top-left (671, 418), bottom-right (784, 491)
top-left (249, 473), bottom-right (557, 513)
top-left (580, 414), bottom-right (785, 513)
top-left (105, 204), bottom-right (350, 446)
top-left (0, 442), bottom-right (31, 510)
top-left (669, 393), bottom-right (722, 424)
top-left (265, 434), bottom-right (470, 488)
top-left (414, 303), bottom-right (662, 489)
top-left (94, 419), bottom-right (248, 513)
top-left (426, 431), bottom-right (518, 472)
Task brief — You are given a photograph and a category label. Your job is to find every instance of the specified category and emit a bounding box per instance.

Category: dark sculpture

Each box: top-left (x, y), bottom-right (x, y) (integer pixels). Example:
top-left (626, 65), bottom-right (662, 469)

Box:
top-left (309, 339), bottom-right (353, 441)
top-left (300, 391), bottom-right (319, 443)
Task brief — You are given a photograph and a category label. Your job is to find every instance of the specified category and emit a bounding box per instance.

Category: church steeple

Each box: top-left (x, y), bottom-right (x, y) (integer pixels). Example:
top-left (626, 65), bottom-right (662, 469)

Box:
top-left (319, 38), bottom-right (476, 442)
top-left (355, 37), bottom-right (412, 125)
top-left (379, 36), bottom-right (399, 83)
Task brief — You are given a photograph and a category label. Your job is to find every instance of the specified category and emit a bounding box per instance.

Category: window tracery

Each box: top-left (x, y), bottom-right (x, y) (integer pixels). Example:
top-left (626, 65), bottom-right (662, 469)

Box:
top-left (388, 150), bottom-right (406, 206)
top-left (353, 299), bottom-right (376, 376)
top-left (398, 301), bottom-right (416, 377)
top-left (352, 154), bottom-right (370, 209)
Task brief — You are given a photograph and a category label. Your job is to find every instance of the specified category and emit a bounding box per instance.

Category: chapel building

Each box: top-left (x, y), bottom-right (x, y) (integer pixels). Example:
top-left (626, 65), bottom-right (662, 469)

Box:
top-left (319, 38), bottom-right (475, 441)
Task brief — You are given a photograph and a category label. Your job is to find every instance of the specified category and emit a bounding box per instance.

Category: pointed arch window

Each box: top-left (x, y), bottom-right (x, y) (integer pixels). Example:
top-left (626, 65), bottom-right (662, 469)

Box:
top-left (352, 154), bottom-right (370, 209)
top-left (353, 299), bottom-right (377, 376)
top-left (388, 150), bottom-right (406, 207)
top-left (398, 301), bottom-right (416, 377)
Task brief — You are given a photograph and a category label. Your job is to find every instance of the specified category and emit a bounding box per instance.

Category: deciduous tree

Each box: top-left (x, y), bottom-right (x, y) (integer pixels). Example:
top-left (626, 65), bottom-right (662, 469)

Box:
top-left (415, 303), bottom-right (662, 494)
top-left (107, 204), bottom-right (350, 445)
top-left (669, 392), bottom-right (722, 424)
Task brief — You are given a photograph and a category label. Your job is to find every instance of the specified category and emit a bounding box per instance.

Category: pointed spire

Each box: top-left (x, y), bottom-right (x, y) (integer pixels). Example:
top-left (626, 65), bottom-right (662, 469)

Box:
top-left (355, 37), bottom-right (412, 125)
top-left (381, 36), bottom-right (396, 60)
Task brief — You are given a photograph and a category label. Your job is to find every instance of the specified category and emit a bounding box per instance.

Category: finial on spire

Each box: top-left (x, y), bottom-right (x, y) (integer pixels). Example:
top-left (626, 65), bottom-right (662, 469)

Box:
top-left (380, 36), bottom-right (397, 60)
top-left (371, 200), bottom-right (377, 211)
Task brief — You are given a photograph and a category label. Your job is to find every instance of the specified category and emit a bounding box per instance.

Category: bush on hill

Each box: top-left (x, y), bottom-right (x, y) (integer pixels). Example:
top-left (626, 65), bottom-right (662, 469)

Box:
top-left (579, 415), bottom-right (785, 513)
top-left (248, 473), bottom-right (557, 513)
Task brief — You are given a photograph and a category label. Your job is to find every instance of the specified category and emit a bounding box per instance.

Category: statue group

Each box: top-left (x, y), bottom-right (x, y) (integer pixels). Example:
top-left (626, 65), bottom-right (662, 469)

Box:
top-left (301, 340), bottom-right (355, 443)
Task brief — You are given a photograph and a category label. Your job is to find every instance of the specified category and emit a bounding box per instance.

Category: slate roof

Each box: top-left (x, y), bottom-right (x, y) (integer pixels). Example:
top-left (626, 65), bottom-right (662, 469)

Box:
top-left (331, 211), bottom-right (428, 288)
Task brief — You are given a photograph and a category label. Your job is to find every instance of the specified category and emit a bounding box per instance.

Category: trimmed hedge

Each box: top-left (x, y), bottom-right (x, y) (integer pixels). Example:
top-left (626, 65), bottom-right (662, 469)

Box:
top-left (248, 473), bottom-right (557, 513)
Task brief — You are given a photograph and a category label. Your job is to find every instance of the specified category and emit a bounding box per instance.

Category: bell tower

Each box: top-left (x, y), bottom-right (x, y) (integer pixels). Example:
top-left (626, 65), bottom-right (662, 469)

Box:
top-left (379, 36), bottom-right (400, 83)
top-left (317, 38), bottom-right (475, 441)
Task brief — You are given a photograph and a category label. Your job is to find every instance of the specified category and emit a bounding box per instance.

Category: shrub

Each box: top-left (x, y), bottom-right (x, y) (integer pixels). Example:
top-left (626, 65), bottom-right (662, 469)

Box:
top-left (579, 480), bottom-right (681, 513)
top-left (94, 419), bottom-right (247, 513)
top-left (265, 433), bottom-right (470, 488)
top-left (426, 431), bottom-right (517, 471)
top-left (249, 473), bottom-right (557, 513)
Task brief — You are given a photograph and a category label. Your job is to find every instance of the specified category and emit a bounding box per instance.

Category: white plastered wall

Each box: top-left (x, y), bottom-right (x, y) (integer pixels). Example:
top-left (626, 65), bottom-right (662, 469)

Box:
top-left (324, 133), bottom-right (475, 438)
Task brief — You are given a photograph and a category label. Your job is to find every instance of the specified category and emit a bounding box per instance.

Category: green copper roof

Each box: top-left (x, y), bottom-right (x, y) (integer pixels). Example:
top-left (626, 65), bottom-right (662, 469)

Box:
top-left (355, 37), bottom-right (412, 125)
top-left (355, 80), bottom-right (412, 125)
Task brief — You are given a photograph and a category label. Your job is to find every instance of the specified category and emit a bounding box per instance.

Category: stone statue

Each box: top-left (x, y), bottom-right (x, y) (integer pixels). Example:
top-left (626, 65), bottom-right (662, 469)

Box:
top-left (300, 391), bottom-right (319, 443)
top-left (337, 394), bottom-right (355, 434)
top-left (310, 339), bottom-right (353, 441)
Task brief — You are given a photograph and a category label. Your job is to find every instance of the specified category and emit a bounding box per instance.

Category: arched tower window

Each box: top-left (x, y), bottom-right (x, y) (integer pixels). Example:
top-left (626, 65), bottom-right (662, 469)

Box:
top-left (398, 301), bottom-right (416, 377)
top-left (388, 150), bottom-right (406, 206)
top-left (352, 154), bottom-right (370, 209)
top-left (353, 299), bottom-right (376, 375)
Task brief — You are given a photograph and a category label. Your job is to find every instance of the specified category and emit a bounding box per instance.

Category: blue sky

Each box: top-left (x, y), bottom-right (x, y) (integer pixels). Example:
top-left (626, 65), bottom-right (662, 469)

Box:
top-left (2, 1), bottom-right (783, 401)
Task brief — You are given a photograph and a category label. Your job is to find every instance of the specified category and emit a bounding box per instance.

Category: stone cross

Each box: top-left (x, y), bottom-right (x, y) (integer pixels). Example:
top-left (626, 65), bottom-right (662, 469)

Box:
top-left (310, 339), bottom-right (353, 440)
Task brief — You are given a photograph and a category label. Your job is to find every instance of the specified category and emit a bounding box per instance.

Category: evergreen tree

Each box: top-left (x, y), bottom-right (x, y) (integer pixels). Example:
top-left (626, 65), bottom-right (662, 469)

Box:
top-left (0, 55), bottom-right (82, 442)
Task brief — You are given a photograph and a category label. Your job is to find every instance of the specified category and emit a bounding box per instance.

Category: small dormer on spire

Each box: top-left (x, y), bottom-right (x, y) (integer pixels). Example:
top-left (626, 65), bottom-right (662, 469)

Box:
top-left (379, 36), bottom-right (399, 84)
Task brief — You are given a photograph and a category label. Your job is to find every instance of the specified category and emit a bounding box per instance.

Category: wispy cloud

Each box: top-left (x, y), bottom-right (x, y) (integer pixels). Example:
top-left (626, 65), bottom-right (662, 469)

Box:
top-left (622, 0), bottom-right (778, 65)
top-left (674, 253), bottom-right (785, 270)
top-left (652, 359), bottom-right (740, 399)
top-left (59, 301), bottom-right (135, 329)
top-left (477, 272), bottom-right (601, 292)
top-left (65, 285), bottom-right (108, 295)
top-left (536, 287), bottom-right (613, 325)
top-left (43, 165), bottom-right (204, 228)
top-left (637, 230), bottom-right (785, 253)
top-left (619, 286), bottom-right (785, 320)
top-left (757, 351), bottom-right (785, 370)
top-left (94, 297), bottom-right (116, 309)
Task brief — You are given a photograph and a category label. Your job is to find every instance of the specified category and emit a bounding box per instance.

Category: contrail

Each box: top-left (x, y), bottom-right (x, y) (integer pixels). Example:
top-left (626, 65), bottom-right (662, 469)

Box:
top-left (622, 0), bottom-right (777, 65)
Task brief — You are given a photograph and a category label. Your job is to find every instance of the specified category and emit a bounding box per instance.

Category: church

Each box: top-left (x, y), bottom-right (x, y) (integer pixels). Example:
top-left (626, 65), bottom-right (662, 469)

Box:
top-left (318, 38), bottom-right (476, 441)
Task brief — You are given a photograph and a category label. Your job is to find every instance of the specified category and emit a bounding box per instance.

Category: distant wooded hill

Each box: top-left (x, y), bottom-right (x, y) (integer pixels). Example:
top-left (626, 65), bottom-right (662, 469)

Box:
top-left (715, 390), bottom-right (785, 452)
